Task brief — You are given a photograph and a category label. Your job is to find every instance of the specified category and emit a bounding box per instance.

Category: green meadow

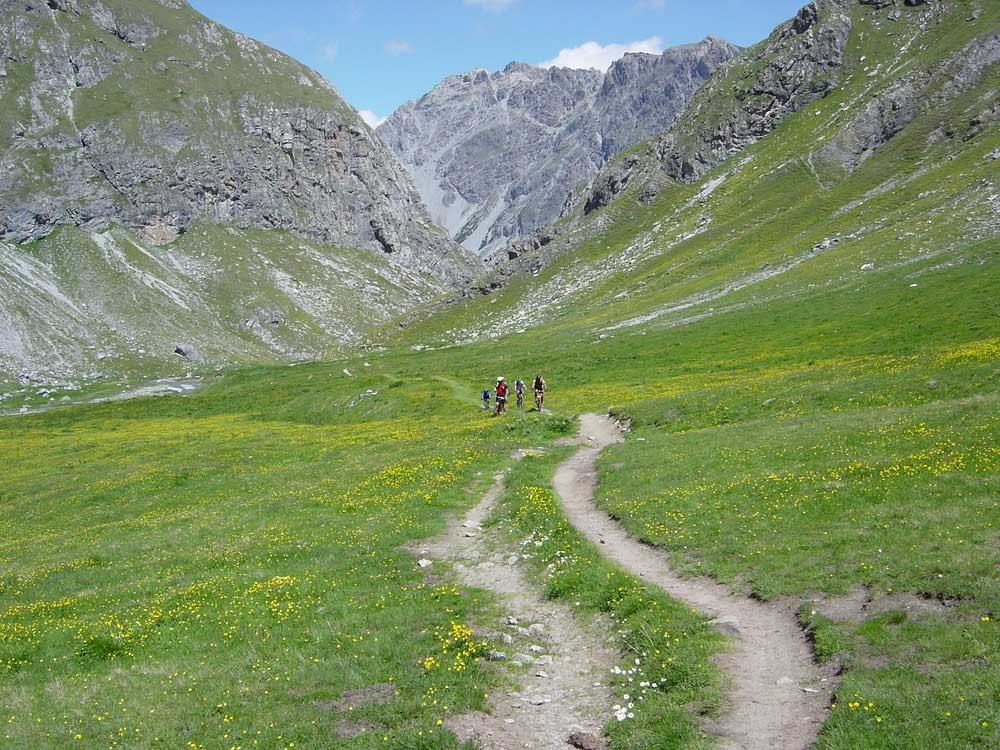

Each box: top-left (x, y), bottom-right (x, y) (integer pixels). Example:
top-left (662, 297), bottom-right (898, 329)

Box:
top-left (2, 1), bottom-right (999, 748)
top-left (0, 371), bottom-right (573, 749)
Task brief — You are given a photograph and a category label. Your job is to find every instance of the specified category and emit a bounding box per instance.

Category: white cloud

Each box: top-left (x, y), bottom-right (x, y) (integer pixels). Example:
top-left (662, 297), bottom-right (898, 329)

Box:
top-left (321, 42), bottom-right (338, 63)
top-left (540, 35), bottom-right (663, 71)
top-left (464, 0), bottom-right (517, 13)
top-left (384, 38), bottom-right (413, 56)
top-left (359, 110), bottom-right (386, 129)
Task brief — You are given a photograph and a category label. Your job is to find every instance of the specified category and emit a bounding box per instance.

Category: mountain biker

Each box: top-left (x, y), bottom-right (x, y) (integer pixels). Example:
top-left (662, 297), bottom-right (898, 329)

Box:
top-left (532, 374), bottom-right (546, 411)
top-left (482, 387), bottom-right (491, 411)
top-left (514, 378), bottom-right (525, 408)
top-left (494, 377), bottom-right (508, 415)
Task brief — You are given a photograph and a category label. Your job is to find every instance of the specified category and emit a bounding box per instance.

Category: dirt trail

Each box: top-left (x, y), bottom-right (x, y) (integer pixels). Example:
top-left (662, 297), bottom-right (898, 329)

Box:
top-left (552, 414), bottom-right (836, 750)
top-left (418, 461), bottom-right (617, 750)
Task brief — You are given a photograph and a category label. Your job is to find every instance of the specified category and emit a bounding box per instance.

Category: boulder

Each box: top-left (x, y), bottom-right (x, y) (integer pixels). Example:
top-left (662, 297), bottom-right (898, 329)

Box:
top-left (709, 615), bottom-right (742, 637)
top-left (173, 343), bottom-right (204, 363)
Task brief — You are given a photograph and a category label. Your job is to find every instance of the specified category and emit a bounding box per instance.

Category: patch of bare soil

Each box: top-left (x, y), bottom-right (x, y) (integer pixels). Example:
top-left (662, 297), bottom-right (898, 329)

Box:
top-left (810, 585), bottom-right (957, 624)
top-left (311, 682), bottom-right (396, 713)
top-left (553, 414), bottom-right (837, 750)
top-left (334, 719), bottom-right (378, 739)
top-left (810, 585), bottom-right (870, 624)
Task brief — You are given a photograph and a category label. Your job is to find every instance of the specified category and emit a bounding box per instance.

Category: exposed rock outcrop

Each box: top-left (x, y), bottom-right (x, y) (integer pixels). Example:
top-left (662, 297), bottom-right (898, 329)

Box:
top-left (816, 27), bottom-right (1000, 171)
top-left (0, 0), bottom-right (478, 285)
top-left (573, 0), bottom-right (853, 215)
top-left (378, 37), bottom-right (740, 255)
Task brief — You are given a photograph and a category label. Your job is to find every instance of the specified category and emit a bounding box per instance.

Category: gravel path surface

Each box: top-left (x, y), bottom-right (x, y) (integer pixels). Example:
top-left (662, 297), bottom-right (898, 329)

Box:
top-left (419, 463), bottom-right (617, 750)
top-left (552, 414), bottom-right (837, 750)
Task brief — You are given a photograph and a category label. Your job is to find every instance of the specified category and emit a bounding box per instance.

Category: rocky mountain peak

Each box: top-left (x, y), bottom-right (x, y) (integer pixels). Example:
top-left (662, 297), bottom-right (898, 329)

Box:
top-left (502, 60), bottom-right (536, 75)
top-left (378, 38), bottom-right (740, 255)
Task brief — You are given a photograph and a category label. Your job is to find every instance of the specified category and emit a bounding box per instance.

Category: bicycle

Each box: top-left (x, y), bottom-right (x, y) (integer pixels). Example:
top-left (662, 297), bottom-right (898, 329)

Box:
top-left (534, 390), bottom-right (544, 412)
top-left (494, 395), bottom-right (507, 416)
top-left (515, 389), bottom-right (524, 409)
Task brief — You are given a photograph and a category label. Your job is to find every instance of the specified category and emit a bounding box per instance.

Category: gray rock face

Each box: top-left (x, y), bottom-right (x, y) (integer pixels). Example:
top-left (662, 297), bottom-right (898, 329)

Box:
top-left (573, 0), bottom-right (997, 218)
top-left (658, 1), bottom-right (852, 179)
top-left (0, 0), bottom-right (478, 285)
top-left (173, 343), bottom-right (204, 363)
top-left (378, 37), bottom-right (739, 255)
top-left (817, 27), bottom-right (1000, 171)
top-left (378, 63), bottom-right (605, 256)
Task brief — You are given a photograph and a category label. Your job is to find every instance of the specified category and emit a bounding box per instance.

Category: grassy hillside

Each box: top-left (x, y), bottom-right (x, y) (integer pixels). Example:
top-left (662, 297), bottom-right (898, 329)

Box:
top-left (3, 252), bottom-right (995, 750)
top-left (0, 225), bottom-right (449, 412)
top-left (370, 2), bottom-right (998, 746)
top-left (1, 1), bottom-right (998, 749)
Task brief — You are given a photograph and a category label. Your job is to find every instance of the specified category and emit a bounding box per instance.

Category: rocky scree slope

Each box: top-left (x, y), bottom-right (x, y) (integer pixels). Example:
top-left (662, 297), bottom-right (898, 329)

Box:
top-left (377, 37), bottom-right (739, 256)
top-left (0, 225), bottom-right (455, 406)
top-left (390, 0), bottom-right (998, 345)
top-left (0, 0), bottom-right (476, 285)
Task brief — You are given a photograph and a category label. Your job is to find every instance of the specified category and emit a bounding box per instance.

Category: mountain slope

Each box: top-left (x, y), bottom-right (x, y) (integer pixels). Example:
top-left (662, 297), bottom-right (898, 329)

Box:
top-left (360, 4), bottom-right (999, 747)
top-left (384, 0), bottom-right (998, 361)
top-left (0, 0), bottom-right (481, 389)
top-left (0, 0), bottom-right (474, 283)
top-left (471, 0), bottom-right (998, 297)
top-left (569, 0), bottom-right (998, 219)
top-left (0, 225), bottom-right (455, 395)
top-left (378, 37), bottom-right (739, 255)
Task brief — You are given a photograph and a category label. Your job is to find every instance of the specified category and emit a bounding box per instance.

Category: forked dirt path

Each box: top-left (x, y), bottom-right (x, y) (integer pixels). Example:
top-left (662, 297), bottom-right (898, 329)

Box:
top-left (553, 414), bottom-right (836, 750)
top-left (417, 461), bottom-right (617, 750)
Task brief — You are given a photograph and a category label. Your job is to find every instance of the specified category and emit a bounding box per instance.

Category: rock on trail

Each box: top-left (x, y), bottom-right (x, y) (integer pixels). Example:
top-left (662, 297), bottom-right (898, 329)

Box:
top-left (553, 414), bottom-right (837, 750)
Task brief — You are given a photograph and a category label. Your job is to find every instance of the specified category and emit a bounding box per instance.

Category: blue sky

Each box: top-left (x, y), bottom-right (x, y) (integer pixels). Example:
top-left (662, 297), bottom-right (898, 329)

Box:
top-left (188, 1), bottom-right (807, 127)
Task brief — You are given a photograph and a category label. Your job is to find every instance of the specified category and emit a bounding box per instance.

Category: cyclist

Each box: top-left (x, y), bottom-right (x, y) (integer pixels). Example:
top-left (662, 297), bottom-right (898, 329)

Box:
top-left (481, 386), bottom-right (491, 411)
top-left (514, 378), bottom-right (525, 408)
top-left (532, 374), bottom-right (546, 411)
top-left (494, 377), bottom-right (508, 415)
